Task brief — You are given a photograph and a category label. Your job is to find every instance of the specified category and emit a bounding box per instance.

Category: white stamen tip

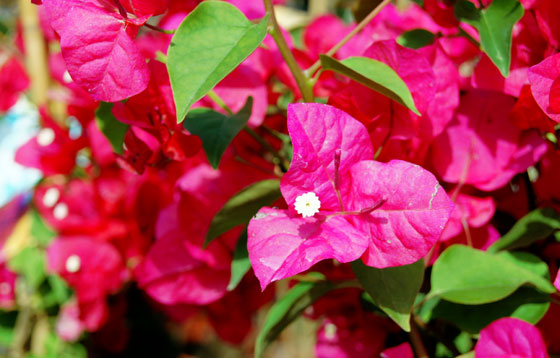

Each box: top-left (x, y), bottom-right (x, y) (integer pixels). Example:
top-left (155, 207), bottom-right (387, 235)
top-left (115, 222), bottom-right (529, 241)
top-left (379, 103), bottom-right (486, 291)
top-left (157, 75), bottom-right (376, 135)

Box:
top-left (294, 192), bottom-right (321, 217)
top-left (53, 203), bottom-right (69, 220)
top-left (65, 255), bottom-right (81, 273)
top-left (42, 187), bottom-right (60, 208)
top-left (37, 128), bottom-right (55, 146)
top-left (324, 323), bottom-right (337, 340)
top-left (62, 70), bottom-right (73, 83)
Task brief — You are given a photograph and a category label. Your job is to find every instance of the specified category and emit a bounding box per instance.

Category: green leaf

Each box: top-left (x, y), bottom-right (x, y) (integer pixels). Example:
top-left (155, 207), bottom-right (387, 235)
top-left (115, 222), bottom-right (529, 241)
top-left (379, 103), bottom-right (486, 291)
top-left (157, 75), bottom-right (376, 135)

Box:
top-left (351, 259), bottom-right (425, 331)
top-left (414, 293), bottom-right (441, 323)
top-left (227, 230), bottom-right (251, 291)
top-left (432, 287), bottom-right (550, 333)
top-left (0, 325), bottom-right (13, 347)
top-left (278, 133), bottom-right (293, 164)
top-left (0, 311), bottom-right (17, 347)
top-left (397, 29), bottom-right (436, 49)
top-left (454, 0), bottom-right (523, 77)
top-left (42, 332), bottom-right (87, 358)
top-left (95, 102), bottom-right (128, 154)
top-left (454, 331), bottom-right (474, 354)
top-left (488, 207), bottom-right (560, 252)
top-left (255, 274), bottom-right (337, 358)
top-left (320, 55), bottom-right (420, 115)
top-left (167, 1), bottom-right (269, 122)
top-left (205, 178), bottom-right (281, 245)
top-left (41, 275), bottom-right (72, 308)
top-left (430, 245), bottom-right (555, 304)
top-left (499, 251), bottom-right (552, 278)
top-left (184, 97), bottom-right (253, 169)
top-left (9, 247), bottom-right (46, 289)
top-left (31, 210), bottom-right (55, 246)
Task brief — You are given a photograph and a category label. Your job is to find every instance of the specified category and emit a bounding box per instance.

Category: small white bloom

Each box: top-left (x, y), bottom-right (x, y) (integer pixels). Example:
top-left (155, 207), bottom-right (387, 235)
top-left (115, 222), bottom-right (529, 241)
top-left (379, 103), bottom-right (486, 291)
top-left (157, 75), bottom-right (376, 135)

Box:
top-left (37, 128), bottom-right (55, 146)
top-left (42, 187), bottom-right (60, 208)
top-left (294, 192), bottom-right (321, 217)
top-left (53, 203), bottom-right (69, 220)
top-left (324, 323), bottom-right (337, 340)
top-left (65, 255), bottom-right (81, 273)
top-left (62, 70), bottom-right (73, 83)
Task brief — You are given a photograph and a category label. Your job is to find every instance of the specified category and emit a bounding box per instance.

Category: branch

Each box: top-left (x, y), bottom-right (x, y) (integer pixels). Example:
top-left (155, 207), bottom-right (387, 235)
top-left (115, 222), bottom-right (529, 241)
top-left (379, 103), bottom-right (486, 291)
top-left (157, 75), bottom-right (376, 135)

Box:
top-left (207, 90), bottom-right (289, 171)
top-left (263, 0), bottom-right (314, 102)
top-left (410, 317), bottom-right (429, 358)
top-left (144, 23), bottom-right (176, 35)
top-left (306, 0), bottom-right (392, 76)
top-left (19, 0), bottom-right (49, 106)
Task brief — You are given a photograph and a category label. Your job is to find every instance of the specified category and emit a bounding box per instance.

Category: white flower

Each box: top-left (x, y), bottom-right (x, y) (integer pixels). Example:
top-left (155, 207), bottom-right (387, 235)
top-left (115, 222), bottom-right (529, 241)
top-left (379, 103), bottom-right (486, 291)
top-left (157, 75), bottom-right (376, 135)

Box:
top-left (294, 192), bottom-right (321, 217)
top-left (65, 255), bottom-right (81, 273)
top-left (53, 203), bottom-right (69, 220)
top-left (42, 187), bottom-right (60, 208)
top-left (62, 71), bottom-right (73, 84)
top-left (37, 128), bottom-right (55, 146)
top-left (324, 322), bottom-right (337, 340)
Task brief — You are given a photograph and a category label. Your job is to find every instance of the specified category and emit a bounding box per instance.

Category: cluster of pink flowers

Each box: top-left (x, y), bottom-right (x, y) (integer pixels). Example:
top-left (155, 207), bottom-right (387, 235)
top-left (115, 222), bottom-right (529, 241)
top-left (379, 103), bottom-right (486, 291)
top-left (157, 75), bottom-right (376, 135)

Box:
top-left (1, 0), bottom-right (560, 356)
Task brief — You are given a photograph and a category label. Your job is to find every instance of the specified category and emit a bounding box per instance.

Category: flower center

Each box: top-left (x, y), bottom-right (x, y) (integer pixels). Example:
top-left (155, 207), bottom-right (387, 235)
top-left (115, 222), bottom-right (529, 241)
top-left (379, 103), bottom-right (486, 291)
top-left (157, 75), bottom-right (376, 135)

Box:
top-left (294, 192), bottom-right (321, 217)
top-left (53, 203), bottom-right (69, 220)
top-left (65, 255), bottom-right (81, 273)
top-left (43, 187), bottom-right (60, 208)
top-left (37, 128), bottom-right (55, 146)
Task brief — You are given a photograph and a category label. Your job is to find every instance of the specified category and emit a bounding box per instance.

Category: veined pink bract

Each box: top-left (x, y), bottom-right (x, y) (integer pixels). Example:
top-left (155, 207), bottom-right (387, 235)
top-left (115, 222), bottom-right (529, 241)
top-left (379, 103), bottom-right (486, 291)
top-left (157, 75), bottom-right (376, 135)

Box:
top-left (248, 103), bottom-right (454, 289)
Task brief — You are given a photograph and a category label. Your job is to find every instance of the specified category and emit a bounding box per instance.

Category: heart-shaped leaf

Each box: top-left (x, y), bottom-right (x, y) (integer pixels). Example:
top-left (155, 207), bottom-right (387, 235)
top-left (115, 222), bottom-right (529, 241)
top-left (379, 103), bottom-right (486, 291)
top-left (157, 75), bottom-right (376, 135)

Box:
top-left (454, 0), bottom-right (523, 77)
top-left (431, 287), bottom-right (550, 333)
top-left (255, 274), bottom-right (342, 358)
top-left (430, 245), bottom-right (555, 305)
top-left (206, 179), bottom-right (281, 246)
top-left (397, 29), bottom-right (436, 49)
top-left (168, 1), bottom-right (268, 122)
top-left (227, 229), bottom-right (251, 291)
top-left (351, 259), bottom-right (425, 331)
top-left (320, 55), bottom-right (420, 115)
top-left (183, 97), bottom-right (252, 169)
top-left (488, 207), bottom-right (560, 252)
top-left (95, 102), bottom-right (128, 154)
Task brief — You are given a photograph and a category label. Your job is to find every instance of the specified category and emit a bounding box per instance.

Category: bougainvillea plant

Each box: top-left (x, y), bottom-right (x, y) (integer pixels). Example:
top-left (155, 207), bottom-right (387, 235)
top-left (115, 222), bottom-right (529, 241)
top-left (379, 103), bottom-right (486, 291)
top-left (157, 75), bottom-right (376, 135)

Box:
top-left (1, 0), bottom-right (560, 357)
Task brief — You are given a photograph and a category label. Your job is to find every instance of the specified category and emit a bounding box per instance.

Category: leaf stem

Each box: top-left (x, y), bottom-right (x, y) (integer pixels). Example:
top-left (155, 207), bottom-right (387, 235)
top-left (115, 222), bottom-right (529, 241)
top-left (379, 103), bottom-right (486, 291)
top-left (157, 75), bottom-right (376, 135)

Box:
top-left (208, 90), bottom-right (234, 115)
top-left (207, 90), bottom-right (288, 171)
top-left (414, 316), bottom-right (462, 356)
top-left (244, 126), bottom-right (289, 172)
top-left (458, 27), bottom-right (480, 48)
top-left (234, 155), bottom-right (281, 178)
top-left (12, 281), bottom-right (34, 358)
top-left (523, 172), bottom-right (537, 211)
top-left (410, 317), bottom-right (429, 358)
top-left (263, 0), bottom-right (314, 102)
top-left (261, 125), bottom-right (288, 141)
top-left (144, 23), bottom-right (176, 35)
top-left (305, 0), bottom-right (392, 76)
top-left (374, 104), bottom-right (394, 160)
top-left (461, 216), bottom-right (473, 247)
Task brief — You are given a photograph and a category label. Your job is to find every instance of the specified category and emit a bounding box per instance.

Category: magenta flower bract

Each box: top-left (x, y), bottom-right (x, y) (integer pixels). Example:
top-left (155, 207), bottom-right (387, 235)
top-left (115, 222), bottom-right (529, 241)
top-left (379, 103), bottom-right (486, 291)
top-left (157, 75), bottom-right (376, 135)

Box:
top-left (475, 317), bottom-right (549, 358)
top-left (248, 103), bottom-right (454, 289)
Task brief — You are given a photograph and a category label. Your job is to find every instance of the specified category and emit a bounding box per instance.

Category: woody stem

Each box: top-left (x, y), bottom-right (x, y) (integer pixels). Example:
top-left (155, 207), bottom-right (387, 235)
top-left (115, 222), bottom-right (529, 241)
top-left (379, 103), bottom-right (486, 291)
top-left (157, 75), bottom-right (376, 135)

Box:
top-left (263, 0), bottom-right (314, 102)
top-left (305, 0), bottom-right (392, 76)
